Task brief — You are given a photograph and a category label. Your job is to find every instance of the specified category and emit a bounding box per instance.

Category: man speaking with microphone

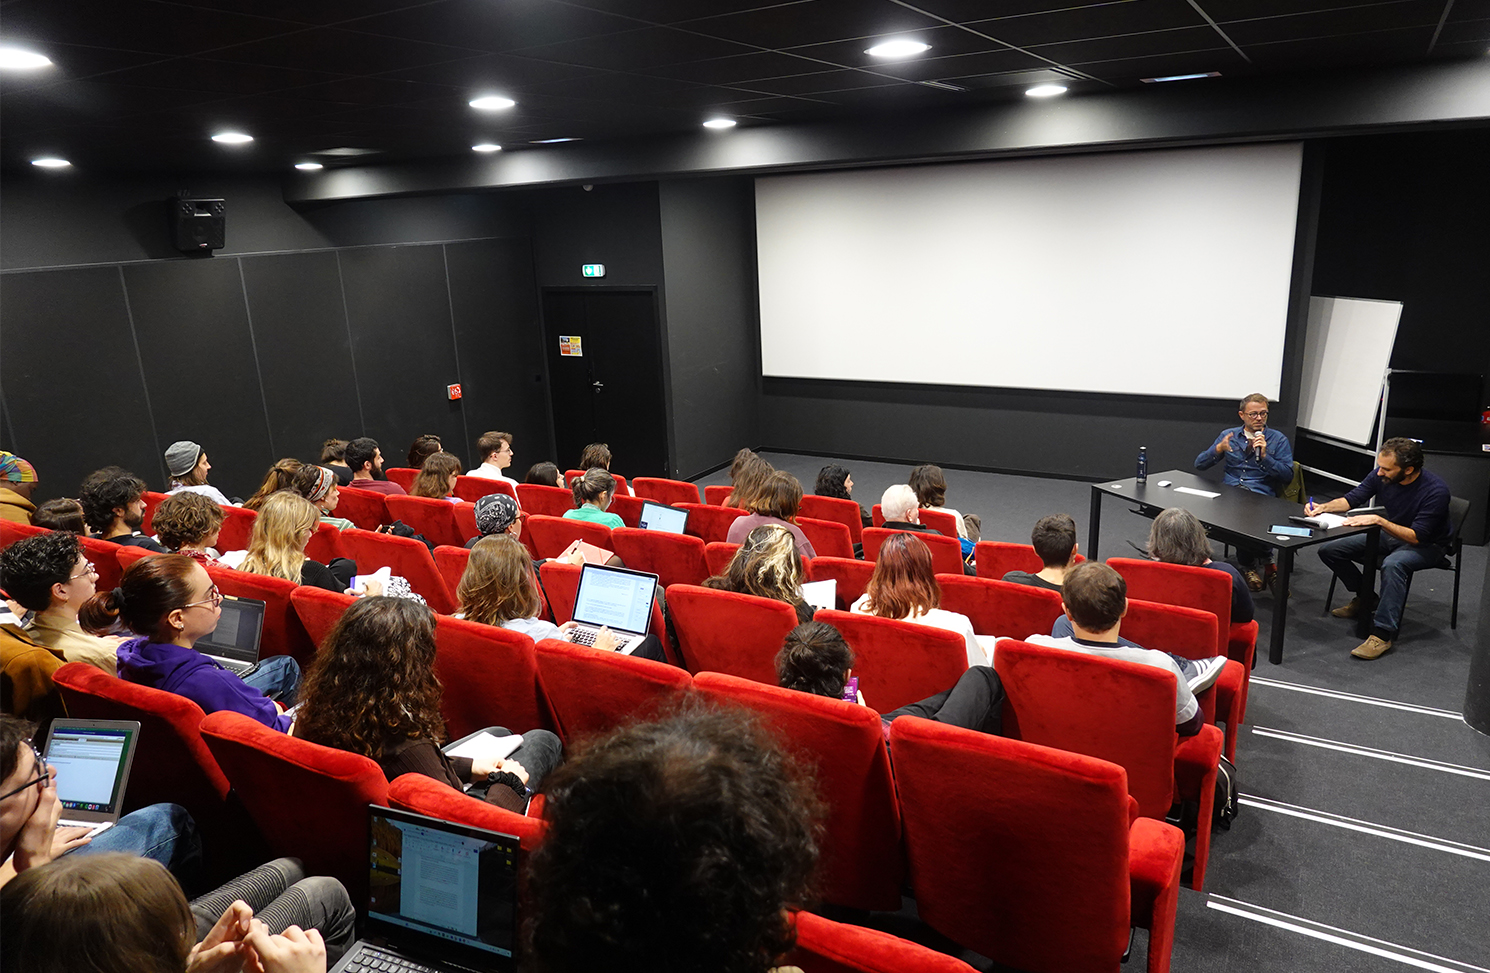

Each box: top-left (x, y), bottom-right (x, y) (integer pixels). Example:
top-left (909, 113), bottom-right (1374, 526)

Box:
top-left (1195, 393), bottom-right (1296, 590)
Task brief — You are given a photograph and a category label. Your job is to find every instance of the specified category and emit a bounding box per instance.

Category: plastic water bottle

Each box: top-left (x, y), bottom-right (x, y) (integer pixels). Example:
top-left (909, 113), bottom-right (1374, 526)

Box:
top-left (1136, 446), bottom-right (1148, 485)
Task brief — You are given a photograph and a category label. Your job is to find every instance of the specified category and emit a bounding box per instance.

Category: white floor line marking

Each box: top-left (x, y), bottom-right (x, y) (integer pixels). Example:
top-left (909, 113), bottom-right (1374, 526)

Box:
top-left (1249, 726), bottom-right (1490, 780)
top-left (1249, 677), bottom-right (1462, 719)
top-left (1239, 795), bottom-right (1490, 862)
top-left (1206, 896), bottom-right (1490, 973)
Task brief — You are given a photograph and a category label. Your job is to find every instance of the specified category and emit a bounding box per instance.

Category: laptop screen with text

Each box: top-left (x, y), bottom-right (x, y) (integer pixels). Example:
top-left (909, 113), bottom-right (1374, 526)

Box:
top-left (638, 501), bottom-right (688, 534)
top-left (572, 564), bottom-right (655, 635)
top-left (45, 722), bottom-right (136, 815)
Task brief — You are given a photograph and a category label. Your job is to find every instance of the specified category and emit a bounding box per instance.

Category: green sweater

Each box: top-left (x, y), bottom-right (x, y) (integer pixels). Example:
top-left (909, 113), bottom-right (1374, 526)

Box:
top-left (564, 505), bottom-right (624, 530)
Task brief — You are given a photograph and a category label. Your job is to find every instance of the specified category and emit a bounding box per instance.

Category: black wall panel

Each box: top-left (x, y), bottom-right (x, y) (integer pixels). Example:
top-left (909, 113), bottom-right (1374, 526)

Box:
top-left (239, 251), bottom-right (365, 460)
top-left (531, 183), bottom-right (664, 289)
top-left (0, 267), bottom-right (163, 495)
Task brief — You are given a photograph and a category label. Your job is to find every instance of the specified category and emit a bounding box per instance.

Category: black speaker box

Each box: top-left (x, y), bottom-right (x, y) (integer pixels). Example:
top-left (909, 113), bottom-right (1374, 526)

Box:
top-left (169, 197), bottom-right (226, 253)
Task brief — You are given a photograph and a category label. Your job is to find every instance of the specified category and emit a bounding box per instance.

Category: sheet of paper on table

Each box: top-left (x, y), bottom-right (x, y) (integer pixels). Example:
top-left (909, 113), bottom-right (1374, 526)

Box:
top-left (1173, 486), bottom-right (1221, 499)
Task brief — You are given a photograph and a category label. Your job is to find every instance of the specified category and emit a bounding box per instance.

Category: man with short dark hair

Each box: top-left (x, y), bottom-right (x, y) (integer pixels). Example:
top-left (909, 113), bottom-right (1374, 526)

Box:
top-left (342, 438), bottom-right (405, 496)
top-left (1195, 393), bottom-right (1296, 590)
top-left (1002, 513), bottom-right (1078, 591)
top-left (1308, 437), bottom-right (1453, 660)
top-left (320, 439), bottom-right (354, 485)
top-left (466, 431), bottom-right (518, 488)
top-left (0, 532), bottom-right (120, 675)
top-left (77, 468), bottom-right (167, 552)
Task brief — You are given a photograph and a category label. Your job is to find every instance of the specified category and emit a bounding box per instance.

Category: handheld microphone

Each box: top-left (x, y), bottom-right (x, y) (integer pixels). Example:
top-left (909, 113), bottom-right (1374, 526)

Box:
top-left (1248, 429), bottom-right (1265, 461)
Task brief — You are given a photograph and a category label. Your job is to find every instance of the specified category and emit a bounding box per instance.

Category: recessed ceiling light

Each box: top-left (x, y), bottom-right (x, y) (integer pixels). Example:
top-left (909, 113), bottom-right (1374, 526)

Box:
top-left (532, 137), bottom-right (580, 144)
top-left (294, 162), bottom-right (323, 170)
top-left (0, 47), bottom-right (51, 70)
top-left (703, 118), bottom-right (736, 129)
top-left (1141, 71), bottom-right (1221, 83)
top-left (1025, 84), bottom-right (1068, 98)
top-left (30, 157), bottom-right (70, 168)
top-left (472, 143), bottom-right (502, 152)
top-left (211, 131), bottom-right (253, 143)
top-left (866, 38), bottom-right (930, 58)
top-left (469, 95), bottom-right (516, 111)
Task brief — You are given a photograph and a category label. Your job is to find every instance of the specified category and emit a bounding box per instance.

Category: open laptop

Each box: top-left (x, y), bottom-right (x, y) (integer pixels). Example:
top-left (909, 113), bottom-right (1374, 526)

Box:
top-left (40, 718), bottom-right (141, 838)
top-left (566, 562), bottom-right (659, 655)
top-left (637, 500), bottom-right (688, 534)
top-left (197, 593), bottom-right (266, 676)
top-left (330, 805), bottom-right (521, 973)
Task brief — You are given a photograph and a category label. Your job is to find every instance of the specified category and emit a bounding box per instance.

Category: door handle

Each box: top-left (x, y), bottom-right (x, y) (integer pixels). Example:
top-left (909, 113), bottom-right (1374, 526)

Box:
top-left (592, 381), bottom-right (605, 390)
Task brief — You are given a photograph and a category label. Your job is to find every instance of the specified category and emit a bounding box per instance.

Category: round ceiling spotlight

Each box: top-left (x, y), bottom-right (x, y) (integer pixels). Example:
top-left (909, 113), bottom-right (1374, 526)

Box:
top-left (469, 95), bottom-right (516, 111)
top-left (294, 162), bottom-right (323, 170)
top-left (865, 38), bottom-right (930, 58)
top-left (1025, 84), bottom-right (1068, 98)
top-left (472, 143), bottom-right (502, 152)
top-left (0, 47), bottom-right (52, 70)
top-left (211, 131), bottom-right (254, 143)
top-left (702, 118), bottom-right (737, 129)
top-left (30, 157), bottom-right (71, 168)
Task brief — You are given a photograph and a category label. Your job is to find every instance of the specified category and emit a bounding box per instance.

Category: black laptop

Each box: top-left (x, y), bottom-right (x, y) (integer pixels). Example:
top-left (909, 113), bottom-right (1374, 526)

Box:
top-left (196, 594), bottom-right (266, 676)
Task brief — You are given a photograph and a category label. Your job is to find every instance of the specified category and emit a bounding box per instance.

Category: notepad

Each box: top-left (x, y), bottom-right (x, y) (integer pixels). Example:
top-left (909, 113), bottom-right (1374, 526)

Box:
top-left (1173, 486), bottom-right (1221, 499)
top-left (445, 731), bottom-right (524, 764)
top-left (1294, 512), bottom-right (1347, 529)
top-left (800, 579), bottom-right (837, 612)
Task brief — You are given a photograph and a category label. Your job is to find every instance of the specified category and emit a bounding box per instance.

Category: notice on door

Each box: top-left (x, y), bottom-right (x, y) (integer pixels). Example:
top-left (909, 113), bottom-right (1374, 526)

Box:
top-left (559, 335), bottom-right (583, 357)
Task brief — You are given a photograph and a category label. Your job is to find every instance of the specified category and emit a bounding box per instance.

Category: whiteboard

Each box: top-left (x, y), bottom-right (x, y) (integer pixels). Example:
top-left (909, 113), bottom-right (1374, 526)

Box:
top-left (1297, 296), bottom-right (1402, 445)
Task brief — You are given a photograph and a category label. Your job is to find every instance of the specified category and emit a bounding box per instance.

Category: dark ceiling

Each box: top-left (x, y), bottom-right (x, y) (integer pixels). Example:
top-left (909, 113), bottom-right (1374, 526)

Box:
top-left (2, 0), bottom-right (1486, 173)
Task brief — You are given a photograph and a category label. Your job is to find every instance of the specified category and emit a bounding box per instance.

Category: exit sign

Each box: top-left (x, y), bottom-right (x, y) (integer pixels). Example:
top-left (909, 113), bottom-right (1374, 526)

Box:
top-left (581, 263), bottom-right (606, 278)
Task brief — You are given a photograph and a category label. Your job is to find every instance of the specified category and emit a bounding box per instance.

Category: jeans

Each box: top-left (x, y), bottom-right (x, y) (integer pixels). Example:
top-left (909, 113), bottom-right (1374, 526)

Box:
top-left (190, 858), bottom-right (357, 963)
top-left (450, 725), bottom-right (564, 793)
top-left (71, 802), bottom-right (204, 894)
top-left (885, 666), bottom-right (1006, 736)
top-left (243, 654), bottom-right (301, 706)
top-left (1318, 533), bottom-right (1447, 638)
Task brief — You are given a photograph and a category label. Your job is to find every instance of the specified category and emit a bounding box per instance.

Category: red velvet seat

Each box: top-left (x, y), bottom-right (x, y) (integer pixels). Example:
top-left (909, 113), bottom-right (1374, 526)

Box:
top-left (676, 503), bottom-right (748, 543)
top-left (667, 584), bottom-right (800, 683)
top-left (141, 491), bottom-right (170, 535)
top-left (631, 476), bottom-right (701, 506)
top-left (786, 911), bottom-right (981, 973)
top-left (333, 486), bottom-right (390, 531)
top-left (534, 638), bottom-right (692, 744)
top-left (432, 614), bottom-right (563, 740)
top-left (993, 639), bottom-right (1221, 890)
top-left (452, 476), bottom-right (517, 504)
top-left (337, 528), bottom-right (456, 613)
top-left (804, 557), bottom-right (874, 611)
top-left (113, 546), bottom-right (160, 573)
top-left (200, 711), bottom-right (388, 902)
top-left (703, 541), bottom-right (741, 577)
top-left (975, 540), bottom-right (1085, 580)
top-left (813, 610), bottom-right (968, 713)
top-left (1122, 598), bottom-right (1245, 759)
top-left (871, 504), bottom-right (885, 527)
top-left (78, 536), bottom-right (128, 594)
top-left (385, 494), bottom-right (466, 549)
top-left (518, 483), bottom-right (577, 518)
top-left (565, 471), bottom-right (629, 496)
top-left (606, 493), bottom-right (645, 528)
top-left (536, 562), bottom-right (666, 658)
top-left (797, 516), bottom-right (854, 559)
top-left (204, 563), bottom-right (317, 666)
top-left (891, 717), bottom-right (1183, 973)
top-left (388, 774), bottom-right (546, 849)
top-left (433, 544), bottom-right (472, 598)
top-left (0, 520), bottom-right (50, 549)
top-left (525, 514), bottom-right (612, 560)
top-left (610, 527), bottom-right (709, 588)
top-left (288, 586), bottom-right (358, 650)
top-left (916, 507), bottom-right (962, 540)
top-left (304, 523), bottom-right (342, 564)
top-left (695, 673), bottom-right (903, 910)
top-left (383, 467), bottom-right (418, 491)
top-left (215, 505), bottom-right (257, 553)
top-left (703, 484), bottom-right (731, 505)
top-left (936, 573), bottom-right (1064, 641)
top-left (862, 528), bottom-right (964, 575)
top-left (451, 501), bottom-right (478, 544)
top-left (800, 495), bottom-right (864, 545)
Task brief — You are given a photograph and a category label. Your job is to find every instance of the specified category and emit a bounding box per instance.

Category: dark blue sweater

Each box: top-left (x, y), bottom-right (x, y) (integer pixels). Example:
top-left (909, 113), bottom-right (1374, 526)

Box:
top-left (1344, 469), bottom-right (1452, 548)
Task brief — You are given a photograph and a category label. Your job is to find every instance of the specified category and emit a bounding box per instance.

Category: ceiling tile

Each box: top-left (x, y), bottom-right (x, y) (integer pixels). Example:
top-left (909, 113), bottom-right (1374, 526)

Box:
top-left (349, 0), bottom-right (645, 53)
top-left (377, 53), bottom-right (606, 89)
top-left (1198, 0), bottom-right (1432, 20)
top-left (168, 0), bottom-right (437, 27)
top-left (1222, 0), bottom-right (1445, 46)
top-left (733, 69), bottom-right (907, 95)
top-left (966, 0), bottom-right (1209, 48)
top-left (560, 0), bottom-right (793, 26)
top-left (682, 0), bottom-right (938, 50)
top-left (1069, 50), bottom-right (1241, 80)
top-left (1448, 0), bottom-right (1490, 19)
top-left (785, 23), bottom-right (1018, 68)
top-left (502, 25), bottom-right (756, 70)
top-left (103, 58), bottom-right (346, 97)
top-left (948, 67), bottom-right (1084, 90)
top-left (640, 50), bottom-right (833, 84)
top-left (1434, 18), bottom-right (1490, 43)
top-left (207, 28), bottom-right (479, 75)
top-left (1244, 26), bottom-right (1437, 64)
top-left (1029, 25), bottom-right (1233, 62)
top-left (0, 0), bottom-right (306, 56)
top-left (856, 47), bottom-right (1050, 82)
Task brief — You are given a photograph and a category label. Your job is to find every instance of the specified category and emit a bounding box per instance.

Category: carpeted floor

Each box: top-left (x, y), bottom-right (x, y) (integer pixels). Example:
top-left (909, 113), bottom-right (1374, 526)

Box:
top-left (698, 452), bottom-right (1489, 973)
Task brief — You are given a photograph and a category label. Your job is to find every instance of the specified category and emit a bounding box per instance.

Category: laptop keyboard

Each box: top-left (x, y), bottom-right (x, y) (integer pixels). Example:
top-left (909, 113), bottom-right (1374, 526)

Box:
top-left (217, 658), bottom-right (258, 677)
top-left (569, 626), bottom-right (600, 646)
top-left (342, 945), bottom-right (441, 973)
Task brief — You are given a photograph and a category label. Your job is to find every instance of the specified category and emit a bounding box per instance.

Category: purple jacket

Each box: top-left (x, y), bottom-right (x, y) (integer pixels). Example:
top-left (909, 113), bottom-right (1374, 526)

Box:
top-left (116, 637), bottom-right (290, 732)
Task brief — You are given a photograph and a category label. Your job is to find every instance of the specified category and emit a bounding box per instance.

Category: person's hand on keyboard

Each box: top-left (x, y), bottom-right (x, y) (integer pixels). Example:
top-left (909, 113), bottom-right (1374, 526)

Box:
top-left (590, 626), bottom-right (621, 652)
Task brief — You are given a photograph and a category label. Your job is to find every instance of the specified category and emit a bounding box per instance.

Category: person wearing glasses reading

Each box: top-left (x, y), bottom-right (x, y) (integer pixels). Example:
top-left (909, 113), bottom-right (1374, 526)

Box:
top-left (1194, 392), bottom-right (1296, 590)
top-left (0, 531), bottom-right (123, 675)
top-left (83, 555), bottom-right (300, 731)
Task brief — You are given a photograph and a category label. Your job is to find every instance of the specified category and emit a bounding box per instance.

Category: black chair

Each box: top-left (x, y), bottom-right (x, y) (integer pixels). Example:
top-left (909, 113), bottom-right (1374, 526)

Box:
top-left (1323, 496), bottom-right (1469, 629)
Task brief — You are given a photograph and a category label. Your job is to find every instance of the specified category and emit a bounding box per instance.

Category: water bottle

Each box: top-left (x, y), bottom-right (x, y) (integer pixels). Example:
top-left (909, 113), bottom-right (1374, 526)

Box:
top-left (1136, 446), bottom-right (1148, 485)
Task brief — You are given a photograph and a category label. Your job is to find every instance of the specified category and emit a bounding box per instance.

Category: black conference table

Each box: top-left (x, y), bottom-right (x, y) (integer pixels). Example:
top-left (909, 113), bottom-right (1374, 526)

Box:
top-left (1087, 470), bottom-right (1379, 664)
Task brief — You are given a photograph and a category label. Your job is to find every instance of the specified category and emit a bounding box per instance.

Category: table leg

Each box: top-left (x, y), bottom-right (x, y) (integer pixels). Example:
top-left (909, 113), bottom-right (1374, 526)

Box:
top-left (1269, 547), bottom-right (1294, 665)
top-left (1358, 526), bottom-right (1380, 639)
top-left (1088, 486), bottom-right (1103, 562)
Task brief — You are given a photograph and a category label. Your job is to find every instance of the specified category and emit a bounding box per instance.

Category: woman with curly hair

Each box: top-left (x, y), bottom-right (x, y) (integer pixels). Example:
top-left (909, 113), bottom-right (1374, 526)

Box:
top-left (293, 596), bottom-right (562, 813)
top-left (703, 525), bottom-right (814, 624)
top-left (151, 491), bottom-right (226, 565)
top-left (851, 532), bottom-right (986, 667)
top-left (408, 451), bottom-right (462, 501)
top-left (239, 493), bottom-right (366, 595)
top-left (814, 463), bottom-right (871, 528)
top-left (242, 459), bottom-right (304, 512)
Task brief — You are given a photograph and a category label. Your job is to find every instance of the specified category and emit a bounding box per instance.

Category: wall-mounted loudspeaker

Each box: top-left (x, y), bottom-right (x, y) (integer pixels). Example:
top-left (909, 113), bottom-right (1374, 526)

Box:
top-left (169, 197), bottom-right (226, 253)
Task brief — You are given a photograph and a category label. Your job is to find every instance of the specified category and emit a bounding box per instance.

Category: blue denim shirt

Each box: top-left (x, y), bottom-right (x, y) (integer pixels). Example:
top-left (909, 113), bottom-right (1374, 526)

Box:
top-left (1194, 426), bottom-right (1294, 495)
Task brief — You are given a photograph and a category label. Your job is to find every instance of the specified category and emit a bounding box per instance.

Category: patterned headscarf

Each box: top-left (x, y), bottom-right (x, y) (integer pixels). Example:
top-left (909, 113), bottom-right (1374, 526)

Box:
top-left (0, 452), bottom-right (37, 483)
top-left (304, 466), bottom-right (336, 503)
top-left (475, 493), bottom-right (520, 536)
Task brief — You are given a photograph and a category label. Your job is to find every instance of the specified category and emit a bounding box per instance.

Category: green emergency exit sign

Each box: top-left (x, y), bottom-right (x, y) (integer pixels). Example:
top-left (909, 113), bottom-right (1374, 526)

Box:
top-left (581, 263), bottom-right (606, 278)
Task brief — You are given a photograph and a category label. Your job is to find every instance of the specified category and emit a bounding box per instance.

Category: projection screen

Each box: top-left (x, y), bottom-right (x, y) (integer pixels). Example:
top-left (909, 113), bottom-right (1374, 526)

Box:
top-left (756, 142), bottom-right (1304, 400)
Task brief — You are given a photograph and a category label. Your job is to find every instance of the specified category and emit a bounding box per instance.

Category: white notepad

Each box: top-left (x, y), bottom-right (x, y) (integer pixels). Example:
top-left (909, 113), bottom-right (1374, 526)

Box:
top-left (444, 731), bottom-right (524, 763)
top-left (1173, 486), bottom-right (1221, 499)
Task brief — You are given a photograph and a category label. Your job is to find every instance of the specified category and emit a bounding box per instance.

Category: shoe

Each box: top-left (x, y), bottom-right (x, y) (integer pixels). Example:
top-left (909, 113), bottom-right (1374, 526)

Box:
top-left (1351, 635), bottom-right (1393, 660)
top-left (1185, 656), bottom-right (1228, 694)
top-left (1263, 564), bottom-right (1278, 590)
top-left (1242, 568), bottom-right (1265, 592)
top-left (1330, 597), bottom-right (1361, 619)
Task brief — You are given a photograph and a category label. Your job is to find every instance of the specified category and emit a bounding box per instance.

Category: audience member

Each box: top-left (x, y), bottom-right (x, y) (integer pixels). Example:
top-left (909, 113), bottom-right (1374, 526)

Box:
top-left (408, 451), bottom-right (462, 500)
top-left (814, 463), bottom-right (871, 527)
top-left (723, 450), bottom-right (772, 509)
top-left (1147, 507), bottom-right (1254, 624)
top-left (240, 493), bottom-right (362, 595)
top-left (319, 439), bottom-right (353, 485)
top-left (851, 532), bottom-right (985, 666)
top-left (1002, 513), bottom-right (1078, 591)
top-left (343, 438), bottom-right (405, 495)
top-left (163, 441), bottom-right (232, 506)
top-left (909, 464), bottom-right (973, 543)
top-left (578, 442), bottom-right (612, 472)
top-left (725, 471), bottom-right (816, 559)
top-left (565, 468), bottom-right (625, 530)
top-left (30, 498), bottom-right (85, 533)
top-left (79, 467), bottom-right (168, 552)
top-left (878, 483), bottom-right (940, 536)
top-left (151, 492), bottom-right (226, 565)
top-left (0, 532), bottom-right (121, 674)
top-left (406, 433), bottom-right (443, 470)
top-left (463, 494), bottom-right (522, 549)
top-left (294, 596), bottom-right (562, 814)
top-left (243, 458), bottom-right (304, 512)
top-left (1, 617), bottom-right (67, 728)
top-left (1195, 393), bottom-right (1296, 589)
top-left (524, 462), bottom-right (564, 487)
top-left (83, 555), bottom-right (299, 731)
top-left (467, 431), bottom-right (519, 488)
top-left (290, 466), bottom-right (353, 530)
top-left (703, 525), bottom-right (814, 624)
top-left (524, 704), bottom-right (822, 973)
top-left (0, 453), bottom-right (39, 524)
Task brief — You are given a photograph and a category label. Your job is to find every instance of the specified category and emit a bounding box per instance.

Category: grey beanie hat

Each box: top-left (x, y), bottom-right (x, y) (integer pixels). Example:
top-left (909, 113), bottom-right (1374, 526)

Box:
top-left (164, 441), bottom-right (203, 477)
top-left (475, 493), bottom-right (520, 536)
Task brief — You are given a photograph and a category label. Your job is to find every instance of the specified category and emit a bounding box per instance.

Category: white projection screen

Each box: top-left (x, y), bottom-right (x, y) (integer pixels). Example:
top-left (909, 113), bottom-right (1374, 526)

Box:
top-left (756, 142), bottom-right (1303, 399)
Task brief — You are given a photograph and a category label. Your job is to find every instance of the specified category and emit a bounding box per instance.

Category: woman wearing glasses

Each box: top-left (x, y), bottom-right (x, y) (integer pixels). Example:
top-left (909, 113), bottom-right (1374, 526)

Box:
top-left (82, 555), bottom-right (300, 731)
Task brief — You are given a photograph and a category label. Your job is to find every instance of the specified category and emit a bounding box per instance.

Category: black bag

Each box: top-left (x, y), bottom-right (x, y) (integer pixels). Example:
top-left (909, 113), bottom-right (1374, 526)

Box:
top-left (1214, 754), bottom-right (1239, 830)
top-left (381, 519), bottom-right (435, 553)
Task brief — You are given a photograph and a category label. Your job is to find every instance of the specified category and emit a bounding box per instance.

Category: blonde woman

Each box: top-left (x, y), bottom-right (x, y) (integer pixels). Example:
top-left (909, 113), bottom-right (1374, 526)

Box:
top-left (240, 493), bottom-right (371, 595)
top-left (409, 451), bottom-right (462, 501)
top-left (702, 525), bottom-right (814, 624)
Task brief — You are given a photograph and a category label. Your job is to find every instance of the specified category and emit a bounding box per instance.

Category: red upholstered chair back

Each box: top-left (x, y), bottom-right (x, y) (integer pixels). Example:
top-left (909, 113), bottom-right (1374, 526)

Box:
top-left (975, 541), bottom-right (1085, 580)
top-left (141, 491), bottom-right (170, 535)
top-left (453, 476), bottom-right (517, 504)
top-left (935, 574), bottom-right (1064, 641)
top-left (384, 467), bottom-right (418, 491)
top-left (871, 504), bottom-right (885, 527)
top-left (631, 476), bottom-right (701, 506)
top-left (797, 517), bottom-right (854, 559)
top-left (861, 528), bottom-right (964, 575)
top-left (337, 529), bottom-right (455, 613)
top-left (215, 505), bottom-right (258, 554)
top-left (786, 911), bottom-right (981, 973)
top-left (667, 585), bottom-right (800, 683)
top-left (78, 537), bottom-right (127, 594)
top-left (703, 542), bottom-right (741, 577)
top-left (204, 564), bottom-right (316, 666)
top-left (993, 639), bottom-right (1177, 817)
top-left (534, 638), bottom-right (692, 744)
top-left (1121, 598), bottom-right (1219, 662)
top-left (451, 502), bottom-right (478, 544)
top-left (385, 495), bottom-right (465, 549)
top-left (799, 495), bottom-right (864, 545)
top-left (676, 503), bottom-right (748, 543)
top-left (536, 562), bottom-right (664, 643)
top-left (200, 711), bottom-right (387, 901)
top-left (432, 615), bottom-right (562, 739)
top-left (609, 527), bottom-right (708, 588)
top-left (805, 557), bottom-right (874, 611)
top-left (916, 508), bottom-right (961, 539)
top-left (525, 514), bottom-right (612, 560)
top-left (304, 523), bottom-right (342, 564)
top-left (389, 774), bottom-right (546, 850)
top-left (606, 493), bottom-right (645, 528)
top-left (889, 718), bottom-right (1134, 973)
top-left (1107, 558), bottom-right (1230, 656)
top-left (333, 486), bottom-right (390, 532)
top-left (114, 545), bottom-right (161, 573)
top-left (517, 484), bottom-right (575, 518)
top-left (0, 520), bottom-right (50, 549)
top-left (433, 545), bottom-right (472, 598)
top-left (289, 587), bottom-right (358, 651)
top-left (703, 484), bottom-right (731, 505)
top-left (813, 610), bottom-right (967, 714)
top-left (694, 673), bottom-right (903, 910)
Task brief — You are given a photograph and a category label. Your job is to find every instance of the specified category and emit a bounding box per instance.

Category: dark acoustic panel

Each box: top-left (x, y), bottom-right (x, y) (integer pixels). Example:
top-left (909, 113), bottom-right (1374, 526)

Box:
top-left (443, 238), bottom-right (555, 470)
top-left (122, 257), bottom-right (274, 501)
top-left (0, 267), bottom-right (163, 501)
top-left (239, 251), bottom-right (365, 460)
top-left (338, 245), bottom-right (468, 465)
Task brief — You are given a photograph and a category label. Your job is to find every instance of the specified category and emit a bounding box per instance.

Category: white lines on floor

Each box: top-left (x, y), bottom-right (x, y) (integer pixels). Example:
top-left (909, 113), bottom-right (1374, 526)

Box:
top-left (1249, 726), bottom-right (1490, 780)
top-left (1206, 895), bottom-right (1490, 973)
top-left (1240, 794), bottom-right (1490, 862)
top-left (1250, 677), bottom-right (1463, 719)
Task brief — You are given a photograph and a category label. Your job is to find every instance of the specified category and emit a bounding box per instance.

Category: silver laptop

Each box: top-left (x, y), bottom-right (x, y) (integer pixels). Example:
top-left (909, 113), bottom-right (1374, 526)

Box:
top-left (638, 500), bottom-right (688, 534)
top-left (567, 563), bottom-right (659, 655)
top-left (197, 594), bottom-right (266, 676)
top-left (330, 805), bottom-right (520, 973)
top-left (41, 718), bottom-right (141, 838)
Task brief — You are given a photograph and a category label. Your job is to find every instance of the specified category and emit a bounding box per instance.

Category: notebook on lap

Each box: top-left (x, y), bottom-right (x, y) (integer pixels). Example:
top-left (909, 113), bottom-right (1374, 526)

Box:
top-left (638, 500), bottom-right (688, 534)
top-left (566, 563), bottom-right (658, 655)
top-left (330, 805), bottom-right (521, 973)
top-left (41, 718), bottom-right (141, 838)
top-left (197, 594), bottom-right (266, 676)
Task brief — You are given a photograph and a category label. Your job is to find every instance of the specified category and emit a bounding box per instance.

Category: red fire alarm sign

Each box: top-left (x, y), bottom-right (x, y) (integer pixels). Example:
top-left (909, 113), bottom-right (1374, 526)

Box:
top-left (447, 384), bottom-right (462, 400)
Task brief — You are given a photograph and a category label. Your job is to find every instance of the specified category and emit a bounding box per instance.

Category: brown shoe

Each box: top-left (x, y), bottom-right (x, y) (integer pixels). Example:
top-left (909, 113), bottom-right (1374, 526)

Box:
top-left (1330, 597), bottom-right (1361, 619)
top-left (1351, 635), bottom-right (1393, 660)
top-left (1242, 568), bottom-right (1265, 592)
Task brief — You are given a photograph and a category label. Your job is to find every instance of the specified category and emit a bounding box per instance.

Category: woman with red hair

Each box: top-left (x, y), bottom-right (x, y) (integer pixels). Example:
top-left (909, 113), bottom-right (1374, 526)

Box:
top-left (850, 532), bottom-right (986, 666)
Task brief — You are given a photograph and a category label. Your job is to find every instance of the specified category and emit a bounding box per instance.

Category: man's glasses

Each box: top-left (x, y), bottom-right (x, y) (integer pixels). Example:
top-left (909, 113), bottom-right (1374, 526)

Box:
top-left (0, 742), bottom-right (50, 802)
top-left (180, 585), bottom-right (223, 611)
top-left (68, 561), bottom-right (97, 581)
top-left (1242, 411), bottom-right (1269, 419)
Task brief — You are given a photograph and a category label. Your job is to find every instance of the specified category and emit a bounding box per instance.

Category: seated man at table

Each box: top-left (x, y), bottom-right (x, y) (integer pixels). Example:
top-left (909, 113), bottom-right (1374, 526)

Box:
top-left (1002, 513), bottom-right (1077, 592)
top-left (1194, 393), bottom-right (1295, 591)
top-left (1307, 437), bottom-right (1453, 661)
